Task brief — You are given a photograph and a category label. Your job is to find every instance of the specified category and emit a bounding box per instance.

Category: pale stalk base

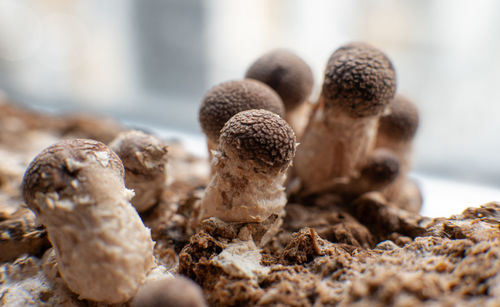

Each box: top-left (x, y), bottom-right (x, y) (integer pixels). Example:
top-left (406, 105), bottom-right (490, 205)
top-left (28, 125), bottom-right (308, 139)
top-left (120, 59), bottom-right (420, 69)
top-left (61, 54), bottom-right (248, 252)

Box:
top-left (294, 107), bottom-right (378, 193)
top-left (201, 152), bottom-right (287, 223)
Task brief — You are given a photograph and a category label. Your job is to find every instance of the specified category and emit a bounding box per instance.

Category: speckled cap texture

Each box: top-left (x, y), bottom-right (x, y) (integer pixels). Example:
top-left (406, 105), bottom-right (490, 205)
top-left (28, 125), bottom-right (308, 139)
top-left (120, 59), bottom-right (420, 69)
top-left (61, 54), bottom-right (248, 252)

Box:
top-left (22, 139), bottom-right (123, 209)
top-left (219, 109), bottom-right (296, 172)
top-left (199, 80), bottom-right (285, 143)
top-left (322, 42), bottom-right (397, 117)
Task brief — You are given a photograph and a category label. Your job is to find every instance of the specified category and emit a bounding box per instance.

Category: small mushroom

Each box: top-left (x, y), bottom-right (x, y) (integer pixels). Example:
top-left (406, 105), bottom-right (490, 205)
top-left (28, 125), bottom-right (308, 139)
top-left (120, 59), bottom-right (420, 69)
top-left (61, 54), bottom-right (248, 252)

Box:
top-left (131, 276), bottom-right (207, 307)
top-left (245, 49), bottom-right (314, 138)
top-left (109, 130), bottom-right (168, 213)
top-left (376, 94), bottom-right (422, 212)
top-left (201, 109), bottom-right (296, 225)
top-left (294, 42), bottom-right (396, 193)
top-left (22, 139), bottom-right (154, 304)
top-left (376, 94), bottom-right (419, 173)
top-left (198, 79), bottom-right (285, 157)
top-left (353, 148), bottom-right (400, 195)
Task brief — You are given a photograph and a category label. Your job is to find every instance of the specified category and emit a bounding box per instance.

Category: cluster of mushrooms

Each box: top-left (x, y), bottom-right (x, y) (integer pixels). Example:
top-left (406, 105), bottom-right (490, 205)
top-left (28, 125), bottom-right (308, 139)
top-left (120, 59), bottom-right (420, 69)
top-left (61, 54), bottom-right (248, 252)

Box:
top-left (20, 42), bottom-right (420, 306)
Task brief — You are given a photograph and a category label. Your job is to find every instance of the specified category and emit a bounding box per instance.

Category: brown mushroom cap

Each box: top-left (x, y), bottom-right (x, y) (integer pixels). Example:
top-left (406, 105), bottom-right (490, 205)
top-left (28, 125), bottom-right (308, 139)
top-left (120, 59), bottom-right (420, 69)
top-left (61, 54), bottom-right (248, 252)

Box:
top-left (22, 139), bottom-right (124, 213)
top-left (378, 94), bottom-right (419, 141)
top-left (360, 148), bottom-right (400, 186)
top-left (322, 42), bottom-right (397, 117)
top-left (219, 109), bottom-right (296, 172)
top-left (245, 49), bottom-right (314, 111)
top-left (199, 80), bottom-right (285, 143)
top-left (131, 276), bottom-right (207, 307)
top-left (109, 130), bottom-right (168, 178)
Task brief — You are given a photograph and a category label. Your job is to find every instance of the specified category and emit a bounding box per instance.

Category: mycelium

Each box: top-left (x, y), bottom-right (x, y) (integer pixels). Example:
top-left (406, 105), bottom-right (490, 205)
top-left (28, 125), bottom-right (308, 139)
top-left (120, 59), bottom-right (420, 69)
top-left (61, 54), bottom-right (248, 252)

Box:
top-left (294, 42), bottom-right (397, 195)
top-left (22, 139), bottom-right (154, 304)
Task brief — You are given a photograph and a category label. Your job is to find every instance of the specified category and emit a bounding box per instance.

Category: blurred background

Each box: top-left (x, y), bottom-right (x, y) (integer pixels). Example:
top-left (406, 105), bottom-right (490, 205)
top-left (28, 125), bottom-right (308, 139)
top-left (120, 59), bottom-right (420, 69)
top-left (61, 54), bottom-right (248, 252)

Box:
top-left (1, 0), bottom-right (499, 215)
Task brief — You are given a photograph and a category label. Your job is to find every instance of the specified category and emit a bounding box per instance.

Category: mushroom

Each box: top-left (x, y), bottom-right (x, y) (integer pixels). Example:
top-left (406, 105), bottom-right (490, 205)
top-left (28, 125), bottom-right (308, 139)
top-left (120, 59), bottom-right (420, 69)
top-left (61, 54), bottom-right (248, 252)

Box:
top-left (294, 42), bottom-right (397, 193)
top-left (200, 109), bottom-right (296, 241)
top-left (109, 130), bottom-right (169, 213)
top-left (376, 94), bottom-right (422, 212)
top-left (351, 148), bottom-right (400, 195)
top-left (245, 49), bottom-right (314, 138)
top-left (198, 79), bottom-right (285, 158)
top-left (22, 139), bottom-right (154, 304)
top-left (131, 276), bottom-right (207, 307)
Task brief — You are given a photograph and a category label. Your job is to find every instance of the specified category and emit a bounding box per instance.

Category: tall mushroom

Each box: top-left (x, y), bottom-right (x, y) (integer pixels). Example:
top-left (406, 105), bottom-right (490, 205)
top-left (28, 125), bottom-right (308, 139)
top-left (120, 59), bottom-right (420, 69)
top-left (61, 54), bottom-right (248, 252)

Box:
top-left (201, 109), bottom-right (296, 244)
top-left (294, 42), bottom-right (397, 193)
top-left (22, 139), bottom-right (154, 304)
top-left (245, 49), bottom-right (314, 138)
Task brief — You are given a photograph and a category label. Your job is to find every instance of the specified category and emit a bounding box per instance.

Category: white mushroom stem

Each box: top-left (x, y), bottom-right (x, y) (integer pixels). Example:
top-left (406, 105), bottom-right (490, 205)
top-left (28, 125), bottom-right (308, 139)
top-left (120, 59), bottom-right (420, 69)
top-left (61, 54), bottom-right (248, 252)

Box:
top-left (285, 101), bottom-right (313, 140)
top-left (202, 150), bottom-right (287, 223)
top-left (294, 102), bottom-right (378, 193)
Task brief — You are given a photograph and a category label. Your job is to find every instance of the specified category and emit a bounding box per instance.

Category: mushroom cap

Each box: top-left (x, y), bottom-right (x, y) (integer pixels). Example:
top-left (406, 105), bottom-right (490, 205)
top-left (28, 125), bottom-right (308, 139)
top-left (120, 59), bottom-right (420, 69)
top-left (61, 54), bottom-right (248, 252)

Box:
top-left (378, 94), bottom-right (419, 141)
top-left (131, 276), bottom-right (207, 307)
top-left (199, 79), bottom-right (285, 143)
top-left (219, 109), bottom-right (296, 172)
top-left (109, 130), bottom-right (168, 178)
top-left (360, 148), bottom-right (400, 186)
top-left (322, 42), bottom-right (397, 117)
top-left (245, 49), bottom-right (314, 111)
top-left (22, 139), bottom-right (124, 213)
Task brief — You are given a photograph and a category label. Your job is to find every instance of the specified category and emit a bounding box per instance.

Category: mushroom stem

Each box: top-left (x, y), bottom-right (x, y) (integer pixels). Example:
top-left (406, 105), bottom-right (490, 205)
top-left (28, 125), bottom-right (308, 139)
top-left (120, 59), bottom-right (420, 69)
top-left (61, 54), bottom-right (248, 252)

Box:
top-left (295, 98), bottom-right (379, 188)
top-left (284, 100), bottom-right (313, 140)
top-left (22, 139), bottom-right (154, 304)
top-left (202, 151), bottom-right (288, 223)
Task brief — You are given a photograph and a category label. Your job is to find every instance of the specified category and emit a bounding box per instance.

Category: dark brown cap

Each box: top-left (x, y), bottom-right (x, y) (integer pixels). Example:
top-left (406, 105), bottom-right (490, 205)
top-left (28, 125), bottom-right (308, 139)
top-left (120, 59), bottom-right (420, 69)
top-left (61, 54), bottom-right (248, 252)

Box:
top-left (22, 139), bottom-right (124, 213)
top-left (199, 80), bottom-right (285, 144)
top-left (360, 148), bottom-right (400, 186)
top-left (131, 276), bottom-right (207, 307)
top-left (322, 42), bottom-right (396, 117)
top-left (245, 49), bottom-right (314, 111)
top-left (378, 94), bottom-right (419, 141)
top-left (219, 109), bottom-right (296, 172)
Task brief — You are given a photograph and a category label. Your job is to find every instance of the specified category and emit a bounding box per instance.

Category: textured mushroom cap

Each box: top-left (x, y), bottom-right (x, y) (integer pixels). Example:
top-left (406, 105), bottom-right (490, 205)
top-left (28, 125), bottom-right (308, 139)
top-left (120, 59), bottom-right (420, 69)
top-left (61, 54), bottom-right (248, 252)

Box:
top-left (199, 80), bottom-right (285, 143)
top-left (22, 139), bottom-right (123, 212)
top-left (360, 148), bottom-right (400, 185)
top-left (245, 49), bottom-right (314, 110)
top-left (109, 130), bottom-right (168, 178)
top-left (131, 276), bottom-right (207, 307)
top-left (322, 42), bottom-right (396, 117)
top-left (219, 109), bottom-right (296, 172)
top-left (378, 94), bottom-right (419, 141)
